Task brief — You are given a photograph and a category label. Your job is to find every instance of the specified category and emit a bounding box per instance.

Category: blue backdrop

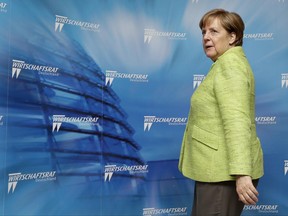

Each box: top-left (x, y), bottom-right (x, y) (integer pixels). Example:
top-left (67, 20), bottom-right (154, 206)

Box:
top-left (0, 0), bottom-right (287, 215)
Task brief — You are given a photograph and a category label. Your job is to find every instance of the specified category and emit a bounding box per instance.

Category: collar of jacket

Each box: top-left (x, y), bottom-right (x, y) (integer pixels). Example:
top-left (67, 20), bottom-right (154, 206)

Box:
top-left (213, 46), bottom-right (245, 65)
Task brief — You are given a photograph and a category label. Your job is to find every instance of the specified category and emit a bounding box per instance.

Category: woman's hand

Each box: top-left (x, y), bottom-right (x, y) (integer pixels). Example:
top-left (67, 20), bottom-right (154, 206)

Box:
top-left (236, 175), bottom-right (259, 205)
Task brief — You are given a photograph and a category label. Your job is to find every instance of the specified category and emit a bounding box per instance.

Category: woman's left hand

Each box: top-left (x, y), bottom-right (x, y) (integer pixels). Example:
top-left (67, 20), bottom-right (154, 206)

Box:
top-left (236, 175), bottom-right (259, 205)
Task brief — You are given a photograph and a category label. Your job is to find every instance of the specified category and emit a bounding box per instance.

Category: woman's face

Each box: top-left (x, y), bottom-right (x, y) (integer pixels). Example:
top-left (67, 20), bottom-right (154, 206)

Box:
top-left (201, 18), bottom-right (236, 62)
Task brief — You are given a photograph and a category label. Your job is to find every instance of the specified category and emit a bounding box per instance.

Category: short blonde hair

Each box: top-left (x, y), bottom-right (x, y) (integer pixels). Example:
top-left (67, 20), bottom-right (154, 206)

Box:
top-left (199, 9), bottom-right (245, 46)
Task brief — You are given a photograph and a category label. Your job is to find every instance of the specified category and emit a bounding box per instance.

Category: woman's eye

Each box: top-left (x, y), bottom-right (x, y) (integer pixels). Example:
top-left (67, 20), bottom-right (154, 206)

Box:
top-left (211, 29), bottom-right (217, 33)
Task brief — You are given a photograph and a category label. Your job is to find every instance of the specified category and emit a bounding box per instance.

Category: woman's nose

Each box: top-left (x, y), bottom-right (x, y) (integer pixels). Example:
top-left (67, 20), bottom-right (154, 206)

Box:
top-left (203, 32), bottom-right (210, 40)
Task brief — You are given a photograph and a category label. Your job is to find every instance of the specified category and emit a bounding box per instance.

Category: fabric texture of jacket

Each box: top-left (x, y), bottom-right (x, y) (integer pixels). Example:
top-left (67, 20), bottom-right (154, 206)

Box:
top-left (178, 46), bottom-right (264, 182)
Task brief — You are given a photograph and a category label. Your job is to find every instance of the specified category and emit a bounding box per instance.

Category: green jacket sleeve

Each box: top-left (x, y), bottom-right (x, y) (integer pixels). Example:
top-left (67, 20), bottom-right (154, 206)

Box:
top-left (214, 55), bottom-right (253, 176)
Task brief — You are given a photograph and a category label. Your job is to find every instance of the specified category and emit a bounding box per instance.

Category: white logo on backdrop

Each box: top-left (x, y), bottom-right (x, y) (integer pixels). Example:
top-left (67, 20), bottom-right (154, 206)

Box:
top-left (12, 59), bottom-right (59, 78)
top-left (55, 15), bottom-right (67, 32)
top-left (255, 116), bottom-right (277, 125)
top-left (281, 73), bottom-right (288, 88)
top-left (104, 164), bottom-right (148, 182)
top-left (244, 205), bottom-right (279, 214)
top-left (105, 70), bottom-right (148, 86)
top-left (143, 207), bottom-right (188, 215)
top-left (144, 116), bottom-right (187, 131)
top-left (144, 28), bottom-right (187, 44)
top-left (52, 115), bottom-right (99, 132)
top-left (284, 160), bottom-right (288, 175)
top-left (0, 115), bottom-right (3, 125)
top-left (0, 2), bottom-right (7, 13)
top-left (55, 15), bottom-right (100, 32)
top-left (244, 33), bottom-right (274, 40)
top-left (8, 171), bottom-right (56, 194)
top-left (193, 75), bottom-right (205, 89)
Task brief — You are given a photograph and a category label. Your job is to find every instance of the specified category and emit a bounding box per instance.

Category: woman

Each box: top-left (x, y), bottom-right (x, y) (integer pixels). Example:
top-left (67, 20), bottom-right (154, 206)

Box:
top-left (178, 9), bottom-right (264, 216)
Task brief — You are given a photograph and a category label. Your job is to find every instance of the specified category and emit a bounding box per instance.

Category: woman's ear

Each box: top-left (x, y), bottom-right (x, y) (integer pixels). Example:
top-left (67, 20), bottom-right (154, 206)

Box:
top-left (229, 32), bottom-right (237, 45)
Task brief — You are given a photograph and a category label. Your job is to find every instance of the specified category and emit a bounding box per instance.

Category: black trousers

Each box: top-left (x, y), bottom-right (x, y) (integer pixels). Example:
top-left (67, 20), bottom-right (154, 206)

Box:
top-left (191, 180), bottom-right (259, 216)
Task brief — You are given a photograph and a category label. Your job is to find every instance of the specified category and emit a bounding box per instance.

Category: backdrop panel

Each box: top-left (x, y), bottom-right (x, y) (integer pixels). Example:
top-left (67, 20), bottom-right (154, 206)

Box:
top-left (0, 0), bottom-right (287, 215)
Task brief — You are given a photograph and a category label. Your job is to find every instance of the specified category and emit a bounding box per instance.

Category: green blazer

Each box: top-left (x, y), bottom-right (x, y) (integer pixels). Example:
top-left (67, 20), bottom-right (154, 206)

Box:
top-left (179, 47), bottom-right (264, 182)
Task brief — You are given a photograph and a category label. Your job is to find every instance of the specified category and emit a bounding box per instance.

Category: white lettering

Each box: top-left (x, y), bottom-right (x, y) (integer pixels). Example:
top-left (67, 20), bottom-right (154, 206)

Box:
top-left (9, 171), bottom-right (56, 182)
top-left (13, 60), bottom-right (59, 73)
top-left (0, 2), bottom-right (7, 8)
top-left (53, 116), bottom-right (99, 123)
top-left (255, 116), bottom-right (276, 122)
top-left (143, 207), bottom-right (187, 215)
top-left (244, 33), bottom-right (274, 40)
top-left (105, 165), bottom-right (148, 173)
top-left (244, 205), bottom-right (278, 211)
top-left (56, 15), bottom-right (100, 30)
